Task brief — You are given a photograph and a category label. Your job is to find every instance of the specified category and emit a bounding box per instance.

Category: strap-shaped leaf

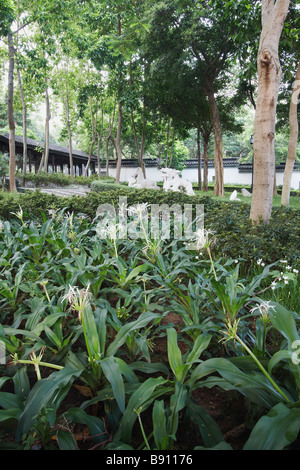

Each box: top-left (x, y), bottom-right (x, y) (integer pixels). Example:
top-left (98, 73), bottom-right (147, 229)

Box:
top-left (101, 356), bottom-right (126, 413)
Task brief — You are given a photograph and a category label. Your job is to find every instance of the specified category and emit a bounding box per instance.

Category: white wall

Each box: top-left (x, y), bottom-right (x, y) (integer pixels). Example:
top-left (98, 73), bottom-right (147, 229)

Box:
top-left (108, 165), bottom-right (300, 190)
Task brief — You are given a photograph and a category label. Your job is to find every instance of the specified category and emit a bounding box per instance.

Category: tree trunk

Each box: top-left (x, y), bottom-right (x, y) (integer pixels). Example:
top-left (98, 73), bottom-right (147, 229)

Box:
top-left (96, 108), bottom-right (103, 179)
top-left (43, 85), bottom-right (51, 173)
top-left (114, 11), bottom-right (123, 184)
top-left (114, 101), bottom-right (122, 184)
top-left (206, 86), bottom-right (224, 196)
top-left (7, 34), bottom-right (17, 193)
top-left (202, 135), bottom-right (209, 192)
top-left (281, 60), bottom-right (300, 206)
top-left (197, 128), bottom-right (202, 191)
top-left (250, 0), bottom-right (290, 223)
top-left (84, 100), bottom-right (97, 177)
top-left (16, 67), bottom-right (27, 185)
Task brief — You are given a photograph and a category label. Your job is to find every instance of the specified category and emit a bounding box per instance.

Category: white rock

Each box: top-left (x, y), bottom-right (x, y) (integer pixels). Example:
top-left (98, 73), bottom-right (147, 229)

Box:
top-left (241, 188), bottom-right (252, 197)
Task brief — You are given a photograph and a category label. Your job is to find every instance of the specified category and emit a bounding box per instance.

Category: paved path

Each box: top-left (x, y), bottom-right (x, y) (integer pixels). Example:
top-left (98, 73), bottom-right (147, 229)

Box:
top-left (20, 185), bottom-right (91, 197)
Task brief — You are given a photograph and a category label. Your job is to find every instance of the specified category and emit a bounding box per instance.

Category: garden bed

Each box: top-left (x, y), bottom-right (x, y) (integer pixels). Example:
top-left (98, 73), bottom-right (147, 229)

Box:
top-left (0, 191), bottom-right (300, 450)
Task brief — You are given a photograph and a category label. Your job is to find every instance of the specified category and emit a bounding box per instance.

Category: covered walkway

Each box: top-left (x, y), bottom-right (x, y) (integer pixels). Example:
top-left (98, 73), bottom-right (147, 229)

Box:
top-left (0, 133), bottom-right (98, 176)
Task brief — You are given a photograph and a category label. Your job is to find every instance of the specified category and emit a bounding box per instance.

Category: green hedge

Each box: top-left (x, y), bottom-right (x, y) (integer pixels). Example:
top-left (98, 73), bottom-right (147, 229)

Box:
top-left (0, 187), bottom-right (299, 269)
top-left (18, 172), bottom-right (115, 187)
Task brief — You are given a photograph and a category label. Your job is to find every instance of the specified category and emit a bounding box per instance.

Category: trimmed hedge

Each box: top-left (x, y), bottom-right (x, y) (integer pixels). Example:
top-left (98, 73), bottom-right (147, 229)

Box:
top-left (0, 187), bottom-right (299, 269)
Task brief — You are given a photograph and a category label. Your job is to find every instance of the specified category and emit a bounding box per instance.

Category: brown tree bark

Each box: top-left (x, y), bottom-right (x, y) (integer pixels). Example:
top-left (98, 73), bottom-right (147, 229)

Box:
top-left (7, 33), bottom-right (17, 193)
top-left (206, 85), bottom-right (224, 196)
top-left (197, 128), bottom-right (202, 191)
top-left (250, 0), bottom-right (290, 223)
top-left (281, 60), bottom-right (300, 206)
top-left (43, 85), bottom-right (51, 173)
top-left (17, 67), bottom-right (27, 184)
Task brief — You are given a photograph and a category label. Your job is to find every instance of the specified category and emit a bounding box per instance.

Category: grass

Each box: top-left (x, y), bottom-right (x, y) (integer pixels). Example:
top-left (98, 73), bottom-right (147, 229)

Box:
top-left (194, 188), bottom-right (300, 208)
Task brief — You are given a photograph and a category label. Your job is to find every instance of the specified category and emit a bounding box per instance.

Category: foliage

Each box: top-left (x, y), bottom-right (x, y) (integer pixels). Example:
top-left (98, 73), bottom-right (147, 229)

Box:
top-left (0, 198), bottom-right (299, 450)
top-left (0, 188), bottom-right (299, 270)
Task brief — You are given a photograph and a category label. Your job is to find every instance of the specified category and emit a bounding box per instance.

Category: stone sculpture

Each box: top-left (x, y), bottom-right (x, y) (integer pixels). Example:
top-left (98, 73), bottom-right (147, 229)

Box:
top-left (160, 168), bottom-right (195, 196)
top-left (128, 167), bottom-right (159, 189)
top-left (241, 188), bottom-right (252, 197)
top-left (230, 190), bottom-right (241, 201)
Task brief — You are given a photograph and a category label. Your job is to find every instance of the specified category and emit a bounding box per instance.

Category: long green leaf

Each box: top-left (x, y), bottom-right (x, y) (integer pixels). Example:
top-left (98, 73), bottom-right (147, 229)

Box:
top-left (116, 377), bottom-right (169, 444)
top-left (106, 311), bottom-right (159, 357)
top-left (268, 302), bottom-right (300, 346)
top-left (187, 400), bottom-right (225, 448)
top-left (64, 407), bottom-right (108, 444)
top-left (101, 356), bottom-right (125, 413)
top-left (56, 429), bottom-right (78, 450)
top-left (190, 357), bottom-right (290, 409)
top-left (152, 400), bottom-right (168, 450)
top-left (244, 403), bottom-right (300, 450)
top-left (167, 328), bottom-right (183, 381)
top-left (16, 368), bottom-right (82, 440)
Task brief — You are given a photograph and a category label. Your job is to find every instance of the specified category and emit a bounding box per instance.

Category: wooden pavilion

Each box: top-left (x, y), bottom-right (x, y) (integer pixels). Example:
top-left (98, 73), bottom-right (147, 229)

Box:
top-left (0, 133), bottom-right (97, 175)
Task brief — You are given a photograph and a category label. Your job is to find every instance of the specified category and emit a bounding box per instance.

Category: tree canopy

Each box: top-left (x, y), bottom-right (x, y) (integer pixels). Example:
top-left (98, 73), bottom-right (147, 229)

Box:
top-left (0, 0), bottom-right (299, 219)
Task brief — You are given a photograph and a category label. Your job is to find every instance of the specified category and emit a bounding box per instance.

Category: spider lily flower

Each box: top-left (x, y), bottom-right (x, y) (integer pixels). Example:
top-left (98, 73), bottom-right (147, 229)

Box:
top-left (62, 283), bottom-right (92, 318)
top-left (194, 228), bottom-right (215, 251)
top-left (250, 300), bottom-right (275, 322)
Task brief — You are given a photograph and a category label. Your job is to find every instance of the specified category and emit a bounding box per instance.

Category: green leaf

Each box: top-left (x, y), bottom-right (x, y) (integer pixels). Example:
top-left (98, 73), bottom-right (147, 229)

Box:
top-left (244, 403), bottom-right (300, 450)
top-left (56, 429), bottom-right (78, 450)
top-left (152, 400), bottom-right (169, 450)
top-left (268, 303), bottom-right (300, 346)
top-left (101, 356), bottom-right (125, 413)
top-left (16, 368), bottom-right (82, 441)
top-left (106, 311), bottom-right (159, 357)
top-left (167, 328), bottom-right (183, 381)
top-left (63, 407), bottom-right (108, 444)
top-left (187, 400), bottom-right (225, 448)
top-left (116, 377), bottom-right (169, 444)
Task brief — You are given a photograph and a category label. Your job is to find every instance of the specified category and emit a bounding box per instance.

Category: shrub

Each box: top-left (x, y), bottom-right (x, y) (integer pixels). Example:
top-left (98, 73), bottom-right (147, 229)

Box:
top-left (0, 187), bottom-right (299, 272)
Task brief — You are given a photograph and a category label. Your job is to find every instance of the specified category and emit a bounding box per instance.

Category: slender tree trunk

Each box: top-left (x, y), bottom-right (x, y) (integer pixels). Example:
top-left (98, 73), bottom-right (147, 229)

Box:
top-left (202, 135), bottom-right (209, 192)
top-left (129, 63), bottom-right (146, 178)
top-left (84, 100), bottom-right (97, 177)
top-left (206, 85), bottom-right (224, 196)
top-left (7, 33), bottom-right (17, 193)
top-left (165, 118), bottom-right (171, 168)
top-left (168, 127), bottom-right (176, 168)
top-left (114, 100), bottom-right (122, 183)
top-left (96, 108), bottom-right (103, 179)
top-left (64, 88), bottom-right (74, 181)
top-left (43, 85), bottom-right (51, 173)
top-left (17, 67), bottom-right (27, 185)
top-left (197, 128), bottom-right (202, 191)
top-left (250, 0), bottom-right (290, 223)
top-left (281, 60), bottom-right (300, 206)
top-left (114, 11), bottom-right (123, 184)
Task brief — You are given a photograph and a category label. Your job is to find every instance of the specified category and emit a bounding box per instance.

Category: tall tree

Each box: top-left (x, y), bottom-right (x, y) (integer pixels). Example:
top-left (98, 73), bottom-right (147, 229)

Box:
top-left (250, 0), bottom-right (290, 223)
top-left (281, 60), bottom-right (300, 206)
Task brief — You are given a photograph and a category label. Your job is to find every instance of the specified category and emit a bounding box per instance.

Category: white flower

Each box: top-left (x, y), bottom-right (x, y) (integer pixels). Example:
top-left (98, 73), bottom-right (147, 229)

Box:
top-left (62, 283), bottom-right (92, 317)
top-left (250, 300), bottom-right (275, 319)
top-left (293, 269), bottom-right (299, 274)
top-left (257, 258), bottom-right (262, 265)
top-left (128, 203), bottom-right (149, 218)
top-left (194, 228), bottom-right (215, 250)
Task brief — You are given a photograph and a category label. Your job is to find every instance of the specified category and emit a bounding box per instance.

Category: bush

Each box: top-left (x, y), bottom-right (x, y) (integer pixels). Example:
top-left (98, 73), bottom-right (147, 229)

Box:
top-left (0, 187), bottom-right (299, 272)
top-left (19, 172), bottom-right (115, 188)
